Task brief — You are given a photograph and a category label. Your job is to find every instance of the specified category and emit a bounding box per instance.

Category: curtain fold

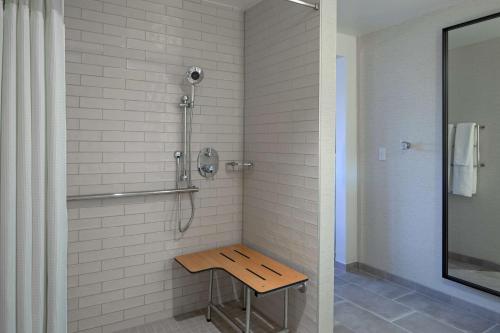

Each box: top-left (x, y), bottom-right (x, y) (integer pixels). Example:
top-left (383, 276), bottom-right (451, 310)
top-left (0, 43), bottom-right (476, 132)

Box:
top-left (17, 1), bottom-right (34, 333)
top-left (0, 0), bottom-right (66, 332)
top-left (1, 2), bottom-right (18, 331)
top-left (30, 1), bottom-right (46, 332)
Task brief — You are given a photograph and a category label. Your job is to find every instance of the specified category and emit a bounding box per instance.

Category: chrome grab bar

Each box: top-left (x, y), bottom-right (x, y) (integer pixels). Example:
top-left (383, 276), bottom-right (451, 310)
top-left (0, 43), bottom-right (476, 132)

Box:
top-left (67, 186), bottom-right (199, 201)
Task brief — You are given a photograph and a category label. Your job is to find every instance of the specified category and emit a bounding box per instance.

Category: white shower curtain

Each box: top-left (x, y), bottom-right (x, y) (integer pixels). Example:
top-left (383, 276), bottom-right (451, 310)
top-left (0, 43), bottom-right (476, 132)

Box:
top-left (0, 0), bottom-right (67, 332)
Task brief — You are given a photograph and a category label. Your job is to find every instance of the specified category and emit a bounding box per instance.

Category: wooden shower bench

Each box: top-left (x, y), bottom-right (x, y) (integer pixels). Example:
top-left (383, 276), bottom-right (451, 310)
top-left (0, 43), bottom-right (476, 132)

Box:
top-left (175, 244), bottom-right (308, 333)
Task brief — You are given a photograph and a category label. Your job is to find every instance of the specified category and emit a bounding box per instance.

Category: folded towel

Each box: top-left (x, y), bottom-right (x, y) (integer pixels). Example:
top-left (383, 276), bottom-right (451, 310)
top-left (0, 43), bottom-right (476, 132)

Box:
top-left (448, 124), bottom-right (455, 192)
top-left (453, 123), bottom-right (475, 166)
top-left (452, 123), bottom-right (477, 197)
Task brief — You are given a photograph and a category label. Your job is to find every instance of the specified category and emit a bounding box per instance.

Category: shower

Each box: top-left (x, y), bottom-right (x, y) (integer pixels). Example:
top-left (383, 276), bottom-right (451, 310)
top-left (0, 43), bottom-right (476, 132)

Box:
top-left (175, 66), bottom-right (204, 233)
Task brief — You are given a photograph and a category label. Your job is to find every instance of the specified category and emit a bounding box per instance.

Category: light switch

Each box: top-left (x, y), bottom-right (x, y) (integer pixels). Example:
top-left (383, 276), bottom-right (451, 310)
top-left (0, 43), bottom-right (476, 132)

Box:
top-left (378, 147), bottom-right (386, 161)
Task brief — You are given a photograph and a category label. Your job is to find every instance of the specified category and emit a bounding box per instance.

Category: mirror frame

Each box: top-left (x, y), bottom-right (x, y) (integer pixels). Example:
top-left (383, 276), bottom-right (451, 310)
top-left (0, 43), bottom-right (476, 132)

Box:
top-left (442, 11), bottom-right (500, 298)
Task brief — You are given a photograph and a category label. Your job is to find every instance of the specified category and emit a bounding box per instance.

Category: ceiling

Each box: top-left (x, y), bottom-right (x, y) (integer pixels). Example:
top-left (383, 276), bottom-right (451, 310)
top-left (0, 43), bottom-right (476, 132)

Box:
top-left (205, 0), bottom-right (465, 36)
top-left (338, 0), bottom-right (464, 36)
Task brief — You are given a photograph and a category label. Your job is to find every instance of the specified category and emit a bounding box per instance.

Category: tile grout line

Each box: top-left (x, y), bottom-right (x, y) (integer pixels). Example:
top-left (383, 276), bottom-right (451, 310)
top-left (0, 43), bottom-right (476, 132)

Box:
top-left (391, 292), bottom-right (494, 333)
top-left (394, 289), bottom-right (499, 325)
top-left (482, 324), bottom-right (500, 333)
top-left (339, 300), bottom-right (413, 333)
top-left (389, 310), bottom-right (418, 323)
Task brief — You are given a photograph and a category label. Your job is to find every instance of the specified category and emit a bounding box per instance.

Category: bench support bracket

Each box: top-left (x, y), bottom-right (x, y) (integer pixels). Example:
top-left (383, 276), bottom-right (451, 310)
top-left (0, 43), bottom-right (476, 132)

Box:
top-left (242, 285), bottom-right (247, 310)
top-left (207, 269), bottom-right (213, 322)
top-left (245, 286), bottom-right (251, 333)
top-left (284, 288), bottom-right (288, 330)
top-left (205, 269), bottom-right (290, 333)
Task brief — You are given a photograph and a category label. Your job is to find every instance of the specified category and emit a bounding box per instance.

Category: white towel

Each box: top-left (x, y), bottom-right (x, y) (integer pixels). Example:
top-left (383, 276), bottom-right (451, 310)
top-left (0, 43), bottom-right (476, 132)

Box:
top-left (452, 123), bottom-right (477, 197)
top-left (448, 124), bottom-right (455, 192)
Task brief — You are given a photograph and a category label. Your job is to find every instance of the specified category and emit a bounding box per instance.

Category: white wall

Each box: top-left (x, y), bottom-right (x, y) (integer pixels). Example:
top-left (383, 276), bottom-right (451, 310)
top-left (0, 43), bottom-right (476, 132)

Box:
top-left (65, 0), bottom-right (244, 331)
top-left (335, 33), bottom-right (358, 265)
top-left (336, 57), bottom-right (347, 263)
top-left (358, 0), bottom-right (500, 312)
top-left (448, 37), bottom-right (500, 265)
top-left (243, 1), bottom-right (320, 331)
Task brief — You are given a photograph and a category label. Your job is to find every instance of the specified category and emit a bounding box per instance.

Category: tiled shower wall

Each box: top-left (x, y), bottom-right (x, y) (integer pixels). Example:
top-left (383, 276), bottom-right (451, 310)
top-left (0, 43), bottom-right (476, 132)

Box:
top-left (244, 1), bottom-right (320, 332)
top-left (65, 0), bottom-right (244, 331)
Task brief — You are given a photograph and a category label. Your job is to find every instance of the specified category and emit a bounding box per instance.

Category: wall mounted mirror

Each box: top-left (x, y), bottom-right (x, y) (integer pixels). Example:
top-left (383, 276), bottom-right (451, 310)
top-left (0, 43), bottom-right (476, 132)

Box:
top-left (443, 12), bottom-right (500, 297)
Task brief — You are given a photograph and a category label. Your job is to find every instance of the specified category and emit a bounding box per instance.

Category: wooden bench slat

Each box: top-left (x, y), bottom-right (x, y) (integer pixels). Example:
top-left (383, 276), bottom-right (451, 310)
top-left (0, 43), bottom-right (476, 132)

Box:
top-left (175, 244), bottom-right (308, 294)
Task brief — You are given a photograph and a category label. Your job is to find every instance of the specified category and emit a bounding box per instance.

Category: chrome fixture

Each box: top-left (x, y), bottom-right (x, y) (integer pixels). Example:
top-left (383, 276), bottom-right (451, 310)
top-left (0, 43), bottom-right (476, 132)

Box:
top-left (186, 66), bottom-right (204, 85)
top-left (67, 187), bottom-right (199, 201)
top-left (176, 66), bottom-right (205, 233)
top-left (185, 66), bottom-right (204, 108)
top-left (476, 124), bottom-right (485, 168)
top-left (226, 161), bottom-right (254, 171)
top-left (286, 0), bottom-right (319, 10)
top-left (400, 141), bottom-right (412, 151)
top-left (198, 148), bottom-right (219, 179)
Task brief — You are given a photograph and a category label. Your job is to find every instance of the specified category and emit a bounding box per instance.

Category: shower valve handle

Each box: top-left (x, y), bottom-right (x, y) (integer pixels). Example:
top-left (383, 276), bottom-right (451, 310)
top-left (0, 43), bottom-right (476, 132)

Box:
top-left (201, 165), bottom-right (215, 174)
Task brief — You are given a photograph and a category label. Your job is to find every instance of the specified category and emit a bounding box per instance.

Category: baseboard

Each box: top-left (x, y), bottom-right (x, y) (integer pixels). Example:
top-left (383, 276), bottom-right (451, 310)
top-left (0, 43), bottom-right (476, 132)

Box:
top-left (346, 262), bottom-right (500, 323)
top-left (449, 252), bottom-right (500, 272)
top-left (334, 261), bottom-right (359, 272)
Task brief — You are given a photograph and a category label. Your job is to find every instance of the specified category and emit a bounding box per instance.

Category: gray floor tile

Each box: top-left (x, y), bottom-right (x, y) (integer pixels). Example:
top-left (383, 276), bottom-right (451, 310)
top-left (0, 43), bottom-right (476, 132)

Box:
top-left (336, 271), bottom-right (380, 285)
top-left (334, 324), bottom-right (357, 333)
top-left (485, 325), bottom-right (500, 333)
top-left (396, 293), bottom-right (495, 333)
top-left (353, 277), bottom-right (412, 299)
top-left (335, 295), bottom-right (344, 303)
top-left (395, 312), bottom-right (465, 333)
top-left (335, 302), bottom-right (408, 333)
top-left (336, 277), bottom-right (351, 286)
top-left (336, 284), bottom-right (412, 320)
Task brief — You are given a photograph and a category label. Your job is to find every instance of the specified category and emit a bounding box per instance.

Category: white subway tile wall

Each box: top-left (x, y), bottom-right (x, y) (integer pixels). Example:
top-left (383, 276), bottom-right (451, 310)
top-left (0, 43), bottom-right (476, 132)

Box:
top-left (243, 1), bottom-right (319, 333)
top-left (65, 0), bottom-right (244, 332)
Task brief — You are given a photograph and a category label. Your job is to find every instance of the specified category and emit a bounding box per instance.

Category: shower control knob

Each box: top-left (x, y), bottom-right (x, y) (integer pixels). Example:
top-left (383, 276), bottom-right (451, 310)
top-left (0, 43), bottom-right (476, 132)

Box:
top-left (197, 148), bottom-right (219, 179)
top-left (400, 141), bottom-right (412, 151)
top-left (201, 165), bottom-right (214, 174)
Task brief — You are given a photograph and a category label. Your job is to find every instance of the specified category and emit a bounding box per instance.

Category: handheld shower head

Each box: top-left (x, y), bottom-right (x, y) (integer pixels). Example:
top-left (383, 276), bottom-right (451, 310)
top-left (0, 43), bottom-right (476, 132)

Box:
top-left (185, 66), bottom-right (204, 107)
top-left (186, 66), bottom-right (204, 85)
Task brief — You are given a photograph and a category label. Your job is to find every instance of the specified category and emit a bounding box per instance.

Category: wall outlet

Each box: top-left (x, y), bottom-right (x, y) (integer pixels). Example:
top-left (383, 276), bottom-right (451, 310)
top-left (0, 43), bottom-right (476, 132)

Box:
top-left (378, 147), bottom-right (386, 161)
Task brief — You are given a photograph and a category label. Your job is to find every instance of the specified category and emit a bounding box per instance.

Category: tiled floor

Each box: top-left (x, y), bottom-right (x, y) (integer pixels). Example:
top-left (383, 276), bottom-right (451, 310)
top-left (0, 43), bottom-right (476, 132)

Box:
top-left (334, 268), bottom-right (498, 333)
top-left (118, 268), bottom-right (500, 333)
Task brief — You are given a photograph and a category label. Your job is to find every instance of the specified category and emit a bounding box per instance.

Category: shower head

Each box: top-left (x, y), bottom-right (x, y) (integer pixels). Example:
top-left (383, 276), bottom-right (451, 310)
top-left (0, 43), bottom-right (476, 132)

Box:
top-left (185, 66), bottom-right (204, 85)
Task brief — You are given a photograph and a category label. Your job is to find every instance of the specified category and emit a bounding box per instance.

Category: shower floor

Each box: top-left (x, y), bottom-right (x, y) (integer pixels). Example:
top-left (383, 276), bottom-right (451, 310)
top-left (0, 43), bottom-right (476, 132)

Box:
top-left (117, 267), bottom-right (500, 333)
top-left (116, 300), bottom-right (280, 333)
